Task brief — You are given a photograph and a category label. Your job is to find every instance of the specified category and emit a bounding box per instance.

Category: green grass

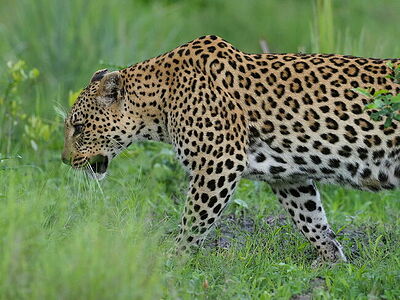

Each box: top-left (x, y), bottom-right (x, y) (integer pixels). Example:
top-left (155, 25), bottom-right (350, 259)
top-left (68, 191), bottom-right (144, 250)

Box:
top-left (1, 0), bottom-right (400, 299)
top-left (1, 148), bottom-right (400, 299)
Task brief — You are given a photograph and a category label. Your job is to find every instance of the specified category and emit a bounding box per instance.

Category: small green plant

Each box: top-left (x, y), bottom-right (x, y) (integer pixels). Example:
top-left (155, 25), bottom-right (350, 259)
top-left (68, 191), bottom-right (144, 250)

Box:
top-left (0, 60), bottom-right (60, 154)
top-left (0, 60), bottom-right (39, 118)
top-left (354, 63), bottom-right (400, 128)
top-left (1, 60), bottom-right (40, 102)
top-left (0, 60), bottom-right (39, 153)
top-left (387, 61), bottom-right (400, 84)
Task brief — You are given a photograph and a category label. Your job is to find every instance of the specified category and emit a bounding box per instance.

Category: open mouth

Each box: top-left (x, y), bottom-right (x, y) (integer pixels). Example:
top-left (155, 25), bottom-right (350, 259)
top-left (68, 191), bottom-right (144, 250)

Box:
top-left (88, 155), bottom-right (109, 175)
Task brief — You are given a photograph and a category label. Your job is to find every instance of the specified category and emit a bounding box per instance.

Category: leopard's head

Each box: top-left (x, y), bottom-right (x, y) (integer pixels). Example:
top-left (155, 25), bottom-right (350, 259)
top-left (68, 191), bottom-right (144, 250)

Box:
top-left (62, 69), bottom-right (130, 180)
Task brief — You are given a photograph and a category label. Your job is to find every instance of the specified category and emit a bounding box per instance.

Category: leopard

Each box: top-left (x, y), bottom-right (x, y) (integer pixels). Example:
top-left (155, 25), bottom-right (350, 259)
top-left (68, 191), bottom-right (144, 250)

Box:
top-left (62, 35), bottom-right (400, 264)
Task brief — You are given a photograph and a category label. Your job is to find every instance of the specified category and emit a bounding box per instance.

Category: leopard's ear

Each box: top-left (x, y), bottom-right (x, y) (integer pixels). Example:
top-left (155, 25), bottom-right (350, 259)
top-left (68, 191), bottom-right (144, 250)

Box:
top-left (96, 71), bottom-right (123, 106)
top-left (90, 69), bottom-right (108, 83)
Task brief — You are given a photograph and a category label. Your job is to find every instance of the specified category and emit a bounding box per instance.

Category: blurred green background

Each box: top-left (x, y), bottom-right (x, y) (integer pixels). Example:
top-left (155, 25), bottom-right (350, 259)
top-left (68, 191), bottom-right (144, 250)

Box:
top-left (1, 0), bottom-right (400, 155)
top-left (1, 0), bottom-right (400, 299)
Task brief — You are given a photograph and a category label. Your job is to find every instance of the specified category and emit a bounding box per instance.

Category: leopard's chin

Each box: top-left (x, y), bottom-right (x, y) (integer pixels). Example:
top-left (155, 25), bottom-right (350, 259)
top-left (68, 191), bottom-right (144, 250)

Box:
top-left (86, 155), bottom-right (109, 180)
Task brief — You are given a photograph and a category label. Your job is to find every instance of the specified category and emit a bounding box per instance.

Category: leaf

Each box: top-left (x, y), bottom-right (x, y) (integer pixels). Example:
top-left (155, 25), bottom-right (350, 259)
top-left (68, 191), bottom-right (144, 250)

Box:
top-left (364, 103), bottom-right (378, 110)
top-left (384, 117), bottom-right (393, 128)
top-left (373, 109), bottom-right (388, 116)
top-left (352, 88), bottom-right (372, 98)
top-left (30, 139), bottom-right (38, 151)
top-left (391, 103), bottom-right (400, 111)
top-left (68, 89), bottom-right (82, 106)
top-left (29, 68), bottom-right (40, 79)
top-left (233, 199), bottom-right (249, 209)
top-left (372, 89), bottom-right (389, 97)
top-left (373, 99), bottom-right (384, 108)
top-left (370, 112), bottom-right (382, 121)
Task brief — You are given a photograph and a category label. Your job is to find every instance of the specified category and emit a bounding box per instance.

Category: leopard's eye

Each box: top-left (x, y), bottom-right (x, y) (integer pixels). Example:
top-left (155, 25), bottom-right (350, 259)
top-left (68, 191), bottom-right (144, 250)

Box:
top-left (73, 124), bottom-right (84, 136)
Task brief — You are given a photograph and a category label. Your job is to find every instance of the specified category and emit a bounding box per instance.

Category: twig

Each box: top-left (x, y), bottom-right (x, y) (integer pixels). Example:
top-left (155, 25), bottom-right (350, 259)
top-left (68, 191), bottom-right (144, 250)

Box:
top-left (259, 39), bottom-right (270, 53)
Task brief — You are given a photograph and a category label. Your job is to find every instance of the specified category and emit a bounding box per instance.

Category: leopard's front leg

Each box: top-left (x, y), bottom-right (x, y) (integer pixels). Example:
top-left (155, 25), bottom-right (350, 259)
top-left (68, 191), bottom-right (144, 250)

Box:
top-left (168, 87), bottom-right (248, 251)
top-left (176, 160), bottom-right (244, 252)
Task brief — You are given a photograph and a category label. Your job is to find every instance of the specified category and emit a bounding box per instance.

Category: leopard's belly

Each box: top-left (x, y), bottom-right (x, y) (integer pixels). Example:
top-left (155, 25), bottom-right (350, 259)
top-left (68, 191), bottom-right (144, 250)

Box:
top-left (243, 138), bottom-right (400, 191)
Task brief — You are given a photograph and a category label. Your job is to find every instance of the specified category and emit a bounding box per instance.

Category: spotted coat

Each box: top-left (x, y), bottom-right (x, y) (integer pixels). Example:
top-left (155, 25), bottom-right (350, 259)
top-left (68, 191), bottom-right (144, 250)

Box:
top-left (62, 35), bottom-right (400, 263)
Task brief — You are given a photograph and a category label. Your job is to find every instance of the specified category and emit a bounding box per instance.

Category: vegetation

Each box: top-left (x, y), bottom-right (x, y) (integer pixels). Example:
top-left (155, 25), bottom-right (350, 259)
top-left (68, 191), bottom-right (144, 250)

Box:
top-left (355, 63), bottom-right (400, 128)
top-left (0, 0), bottom-right (399, 299)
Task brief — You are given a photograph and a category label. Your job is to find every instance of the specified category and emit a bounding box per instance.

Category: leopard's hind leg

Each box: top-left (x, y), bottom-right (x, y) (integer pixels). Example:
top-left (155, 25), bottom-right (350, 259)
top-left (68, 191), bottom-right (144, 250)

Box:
top-left (271, 179), bottom-right (347, 264)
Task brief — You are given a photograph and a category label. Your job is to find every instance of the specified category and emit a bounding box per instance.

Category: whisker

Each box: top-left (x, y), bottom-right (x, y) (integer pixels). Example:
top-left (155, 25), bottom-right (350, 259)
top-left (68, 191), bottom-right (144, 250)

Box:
top-left (54, 103), bottom-right (67, 120)
top-left (87, 162), bottom-right (105, 197)
top-left (108, 137), bottom-right (132, 160)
